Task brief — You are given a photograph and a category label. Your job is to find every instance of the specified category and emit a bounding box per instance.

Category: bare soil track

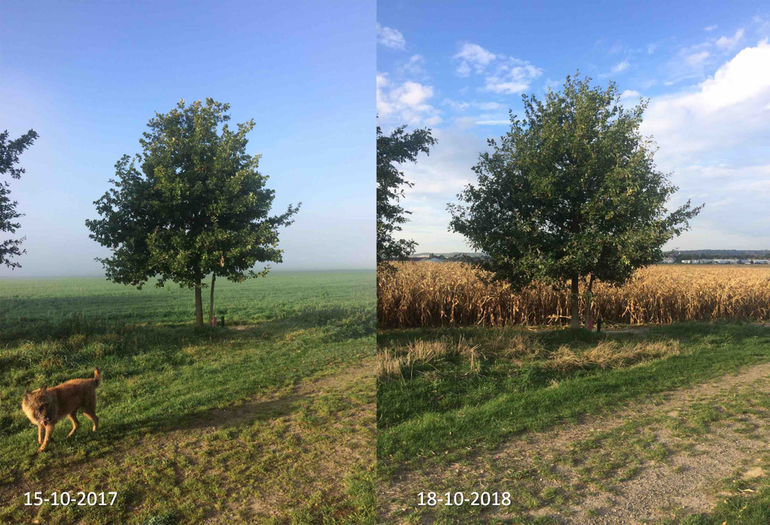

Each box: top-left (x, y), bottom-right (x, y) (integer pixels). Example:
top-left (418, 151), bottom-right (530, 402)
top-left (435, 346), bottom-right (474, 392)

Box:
top-left (379, 362), bottom-right (770, 524)
top-left (3, 358), bottom-right (376, 524)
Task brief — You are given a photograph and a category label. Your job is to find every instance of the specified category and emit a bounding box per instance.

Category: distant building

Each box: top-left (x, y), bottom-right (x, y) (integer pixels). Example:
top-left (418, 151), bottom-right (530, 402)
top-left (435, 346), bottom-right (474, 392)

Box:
top-left (679, 258), bottom-right (767, 265)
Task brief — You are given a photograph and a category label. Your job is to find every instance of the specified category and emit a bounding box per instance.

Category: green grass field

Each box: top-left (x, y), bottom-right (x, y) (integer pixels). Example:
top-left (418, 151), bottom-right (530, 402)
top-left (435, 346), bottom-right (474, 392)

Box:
top-left (0, 270), bottom-right (375, 524)
top-left (377, 322), bottom-right (770, 523)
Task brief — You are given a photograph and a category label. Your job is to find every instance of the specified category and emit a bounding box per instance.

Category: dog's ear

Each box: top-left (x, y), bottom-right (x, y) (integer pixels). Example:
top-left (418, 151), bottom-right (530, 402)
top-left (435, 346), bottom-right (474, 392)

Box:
top-left (40, 385), bottom-right (47, 393)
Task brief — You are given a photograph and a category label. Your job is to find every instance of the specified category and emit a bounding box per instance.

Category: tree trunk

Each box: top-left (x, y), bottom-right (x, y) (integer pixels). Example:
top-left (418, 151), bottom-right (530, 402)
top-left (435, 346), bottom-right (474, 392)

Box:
top-left (570, 273), bottom-right (580, 328)
top-left (208, 273), bottom-right (216, 326)
top-left (194, 271), bottom-right (204, 327)
top-left (585, 274), bottom-right (595, 330)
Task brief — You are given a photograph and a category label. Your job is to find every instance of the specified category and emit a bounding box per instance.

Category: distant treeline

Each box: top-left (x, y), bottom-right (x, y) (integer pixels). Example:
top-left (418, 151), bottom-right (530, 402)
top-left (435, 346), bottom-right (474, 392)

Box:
top-left (405, 250), bottom-right (770, 264)
top-left (668, 250), bottom-right (770, 262)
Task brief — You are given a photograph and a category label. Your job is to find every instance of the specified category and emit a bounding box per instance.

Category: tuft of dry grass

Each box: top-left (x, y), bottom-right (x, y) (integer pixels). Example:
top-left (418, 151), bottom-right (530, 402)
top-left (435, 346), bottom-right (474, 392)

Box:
top-left (377, 334), bottom-right (681, 380)
top-left (377, 338), bottom-right (482, 380)
top-left (378, 262), bottom-right (770, 328)
top-left (548, 340), bottom-right (680, 371)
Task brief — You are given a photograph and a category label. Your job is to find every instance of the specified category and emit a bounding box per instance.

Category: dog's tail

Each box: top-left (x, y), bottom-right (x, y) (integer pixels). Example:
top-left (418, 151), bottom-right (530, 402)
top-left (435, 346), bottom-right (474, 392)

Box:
top-left (93, 368), bottom-right (102, 388)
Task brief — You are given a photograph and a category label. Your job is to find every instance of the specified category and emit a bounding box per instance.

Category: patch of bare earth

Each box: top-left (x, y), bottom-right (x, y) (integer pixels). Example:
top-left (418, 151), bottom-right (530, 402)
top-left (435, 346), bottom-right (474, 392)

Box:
top-left (378, 362), bottom-right (770, 524)
top-left (2, 359), bottom-right (376, 524)
top-left (201, 358), bottom-right (377, 522)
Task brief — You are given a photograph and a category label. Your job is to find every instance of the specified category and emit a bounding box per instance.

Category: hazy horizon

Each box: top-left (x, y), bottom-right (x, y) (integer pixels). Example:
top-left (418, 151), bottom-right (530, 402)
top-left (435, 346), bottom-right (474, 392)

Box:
top-left (1, 1), bottom-right (374, 278)
top-left (0, 267), bottom-right (375, 280)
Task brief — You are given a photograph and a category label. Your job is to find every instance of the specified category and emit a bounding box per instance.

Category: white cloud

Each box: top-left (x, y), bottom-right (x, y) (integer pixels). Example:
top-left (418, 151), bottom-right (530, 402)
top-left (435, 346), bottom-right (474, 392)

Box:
top-left (395, 81), bottom-right (433, 106)
top-left (672, 223), bottom-right (770, 250)
top-left (401, 129), bottom-right (484, 197)
top-left (377, 74), bottom-right (441, 126)
top-left (754, 15), bottom-right (770, 35)
top-left (644, 40), bottom-right (770, 157)
top-left (620, 89), bottom-right (641, 100)
top-left (716, 29), bottom-right (745, 50)
top-left (664, 40), bottom-right (718, 84)
top-left (641, 40), bottom-right (770, 244)
top-left (482, 59), bottom-right (543, 94)
top-left (680, 41), bottom-right (770, 113)
top-left (682, 164), bottom-right (770, 180)
top-left (456, 61), bottom-right (471, 77)
top-left (453, 117), bottom-right (478, 130)
top-left (453, 43), bottom-right (496, 74)
top-left (443, 98), bottom-right (470, 111)
top-left (685, 51), bottom-right (710, 67)
top-left (377, 23), bottom-right (406, 50)
top-left (442, 99), bottom-right (502, 111)
top-left (397, 129), bottom-right (492, 252)
top-left (475, 101), bottom-right (503, 110)
top-left (475, 119), bottom-right (510, 125)
top-left (704, 25), bottom-right (718, 32)
top-left (611, 60), bottom-right (630, 73)
top-left (401, 54), bottom-right (426, 75)
top-left (544, 78), bottom-right (561, 91)
top-left (647, 43), bottom-right (658, 54)
top-left (451, 42), bottom-right (542, 94)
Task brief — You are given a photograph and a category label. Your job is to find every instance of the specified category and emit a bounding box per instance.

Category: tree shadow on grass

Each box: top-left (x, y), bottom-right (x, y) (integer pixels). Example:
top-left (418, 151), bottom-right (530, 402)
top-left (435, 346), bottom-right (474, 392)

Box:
top-left (0, 355), bottom-right (368, 492)
top-left (377, 320), bottom-right (770, 350)
top-left (1, 301), bottom-right (374, 345)
top-left (0, 390), bottom-right (314, 496)
top-left (376, 322), bottom-right (770, 431)
top-left (109, 387), bottom-right (313, 439)
top-left (0, 302), bottom-right (375, 485)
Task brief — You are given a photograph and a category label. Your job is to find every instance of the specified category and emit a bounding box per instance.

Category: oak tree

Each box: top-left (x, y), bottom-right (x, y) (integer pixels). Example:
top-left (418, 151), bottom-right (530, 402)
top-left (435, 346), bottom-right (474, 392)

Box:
top-left (86, 99), bottom-right (299, 326)
top-left (0, 129), bottom-right (38, 269)
top-left (449, 75), bottom-right (703, 328)
top-left (377, 125), bottom-right (436, 263)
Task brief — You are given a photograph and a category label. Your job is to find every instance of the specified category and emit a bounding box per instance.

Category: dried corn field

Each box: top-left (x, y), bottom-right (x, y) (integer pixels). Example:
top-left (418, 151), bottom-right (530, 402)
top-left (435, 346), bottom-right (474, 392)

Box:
top-left (378, 262), bottom-right (770, 328)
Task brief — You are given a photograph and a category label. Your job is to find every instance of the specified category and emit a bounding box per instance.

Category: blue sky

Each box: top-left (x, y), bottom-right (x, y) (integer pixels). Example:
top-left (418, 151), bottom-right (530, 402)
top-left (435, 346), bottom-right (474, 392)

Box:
top-left (1, 0), bottom-right (373, 276)
top-left (378, 0), bottom-right (770, 253)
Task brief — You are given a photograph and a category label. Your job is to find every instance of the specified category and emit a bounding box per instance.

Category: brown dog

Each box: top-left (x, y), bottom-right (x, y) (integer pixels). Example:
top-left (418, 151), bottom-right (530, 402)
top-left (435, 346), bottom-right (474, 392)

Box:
top-left (22, 368), bottom-right (101, 453)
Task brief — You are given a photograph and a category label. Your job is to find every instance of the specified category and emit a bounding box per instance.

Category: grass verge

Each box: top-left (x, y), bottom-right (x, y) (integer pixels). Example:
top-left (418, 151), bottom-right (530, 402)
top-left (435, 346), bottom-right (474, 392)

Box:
top-left (0, 271), bottom-right (375, 524)
top-left (378, 322), bottom-right (770, 476)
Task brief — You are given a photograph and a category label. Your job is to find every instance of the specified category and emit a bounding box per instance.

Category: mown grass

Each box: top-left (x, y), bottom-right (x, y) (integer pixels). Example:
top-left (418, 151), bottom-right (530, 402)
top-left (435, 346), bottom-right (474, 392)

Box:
top-left (377, 322), bottom-right (770, 476)
top-left (381, 373), bottom-right (770, 523)
top-left (0, 271), bottom-right (376, 524)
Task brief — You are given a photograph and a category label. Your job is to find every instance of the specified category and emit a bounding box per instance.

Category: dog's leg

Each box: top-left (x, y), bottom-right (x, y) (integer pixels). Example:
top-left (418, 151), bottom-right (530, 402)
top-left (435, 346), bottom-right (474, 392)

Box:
top-left (83, 411), bottom-right (98, 432)
top-left (67, 414), bottom-right (79, 438)
top-left (37, 424), bottom-right (43, 445)
top-left (37, 423), bottom-right (55, 453)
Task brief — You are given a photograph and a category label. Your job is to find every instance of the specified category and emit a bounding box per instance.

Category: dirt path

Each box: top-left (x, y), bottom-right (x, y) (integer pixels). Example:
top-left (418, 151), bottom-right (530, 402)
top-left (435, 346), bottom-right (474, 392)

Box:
top-left (379, 362), bottom-right (770, 524)
top-left (196, 358), bottom-right (377, 522)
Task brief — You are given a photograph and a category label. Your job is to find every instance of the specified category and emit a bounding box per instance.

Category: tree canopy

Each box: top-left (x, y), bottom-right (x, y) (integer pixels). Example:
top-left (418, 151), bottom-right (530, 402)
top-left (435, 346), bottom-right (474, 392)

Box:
top-left (448, 75), bottom-right (703, 327)
top-left (0, 129), bottom-right (38, 269)
top-left (86, 99), bottom-right (299, 325)
top-left (376, 124), bottom-right (436, 263)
